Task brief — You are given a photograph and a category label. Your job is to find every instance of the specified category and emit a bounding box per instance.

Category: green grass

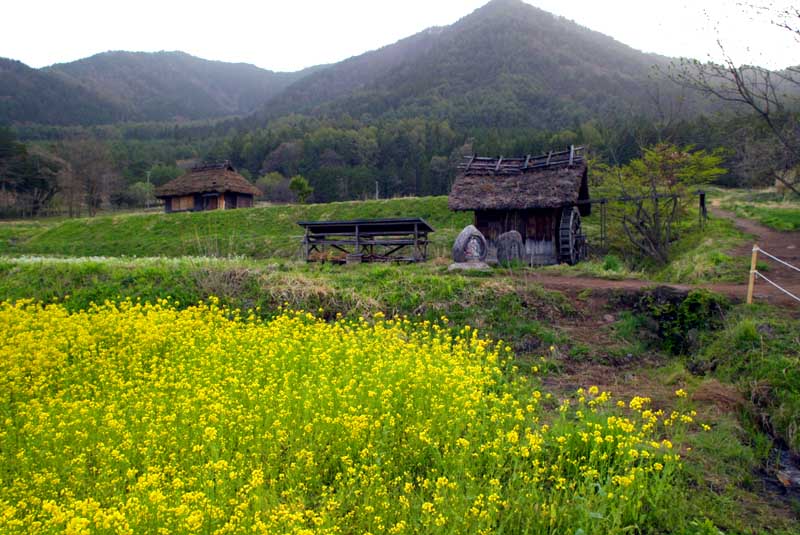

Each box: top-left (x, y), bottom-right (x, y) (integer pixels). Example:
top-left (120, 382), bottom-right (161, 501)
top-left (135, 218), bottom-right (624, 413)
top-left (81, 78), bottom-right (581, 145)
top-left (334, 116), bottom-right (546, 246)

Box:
top-left (0, 192), bottom-right (758, 287)
top-left (729, 204), bottom-right (800, 231)
top-left (711, 185), bottom-right (800, 231)
top-left (0, 197), bottom-right (471, 259)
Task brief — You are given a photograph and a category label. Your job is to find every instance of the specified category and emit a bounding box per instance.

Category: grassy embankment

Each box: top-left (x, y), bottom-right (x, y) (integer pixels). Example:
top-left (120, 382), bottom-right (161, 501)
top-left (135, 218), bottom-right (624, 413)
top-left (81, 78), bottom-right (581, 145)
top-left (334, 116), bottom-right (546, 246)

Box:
top-left (0, 257), bottom-right (571, 356)
top-left (0, 194), bottom-right (751, 283)
top-left (0, 197), bottom-right (470, 259)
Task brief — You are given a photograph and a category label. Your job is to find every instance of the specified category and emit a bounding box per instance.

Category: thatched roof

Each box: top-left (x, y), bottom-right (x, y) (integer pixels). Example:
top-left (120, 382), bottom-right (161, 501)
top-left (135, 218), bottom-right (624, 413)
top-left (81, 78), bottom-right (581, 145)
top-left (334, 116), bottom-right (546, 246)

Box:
top-left (448, 147), bottom-right (589, 211)
top-left (155, 162), bottom-right (261, 198)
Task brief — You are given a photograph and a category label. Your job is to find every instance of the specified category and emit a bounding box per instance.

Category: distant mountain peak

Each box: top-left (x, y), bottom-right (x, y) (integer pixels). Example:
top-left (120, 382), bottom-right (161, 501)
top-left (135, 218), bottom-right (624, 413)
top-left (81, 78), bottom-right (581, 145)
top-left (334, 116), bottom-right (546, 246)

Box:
top-left (252, 0), bottom-right (683, 129)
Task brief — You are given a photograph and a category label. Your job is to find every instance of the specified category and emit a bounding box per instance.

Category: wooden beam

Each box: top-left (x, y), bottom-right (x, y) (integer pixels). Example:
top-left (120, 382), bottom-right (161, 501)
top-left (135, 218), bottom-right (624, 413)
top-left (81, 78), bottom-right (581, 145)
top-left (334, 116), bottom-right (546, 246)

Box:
top-left (495, 157), bottom-right (503, 172)
top-left (545, 151), bottom-right (552, 166)
top-left (465, 154), bottom-right (476, 172)
top-left (523, 154), bottom-right (531, 169)
top-left (569, 145), bottom-right (575, 166)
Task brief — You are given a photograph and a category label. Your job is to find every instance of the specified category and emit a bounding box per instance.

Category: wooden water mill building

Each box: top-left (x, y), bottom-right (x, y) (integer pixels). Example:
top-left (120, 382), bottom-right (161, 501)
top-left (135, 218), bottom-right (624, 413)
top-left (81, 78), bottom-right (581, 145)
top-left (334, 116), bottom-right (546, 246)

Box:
top-left (448, 146), bottom-right (590, 265)
top-left (155, 161), bottom-right (261, 213)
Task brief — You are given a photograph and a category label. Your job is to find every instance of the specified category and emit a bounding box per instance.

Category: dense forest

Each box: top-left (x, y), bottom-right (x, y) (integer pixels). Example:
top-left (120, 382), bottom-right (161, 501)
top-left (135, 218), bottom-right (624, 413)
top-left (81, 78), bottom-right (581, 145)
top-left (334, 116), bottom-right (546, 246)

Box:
top-left (1, 108), bottom-right (788, 218)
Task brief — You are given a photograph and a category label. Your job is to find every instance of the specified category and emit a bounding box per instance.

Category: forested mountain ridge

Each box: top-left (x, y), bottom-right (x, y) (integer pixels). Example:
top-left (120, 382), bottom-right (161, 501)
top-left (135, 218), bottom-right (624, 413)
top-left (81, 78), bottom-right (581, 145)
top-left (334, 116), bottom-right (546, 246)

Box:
top-left (1, 52), bottom-right (315, 125)
top-left (0, 58), bottom-right (127, 125)
top-left (256, 0), bottom-right (696, 129)
top-left (46, 51), bottom-right (314, 122)
top-left (3, 0), bottom-right (710, 130)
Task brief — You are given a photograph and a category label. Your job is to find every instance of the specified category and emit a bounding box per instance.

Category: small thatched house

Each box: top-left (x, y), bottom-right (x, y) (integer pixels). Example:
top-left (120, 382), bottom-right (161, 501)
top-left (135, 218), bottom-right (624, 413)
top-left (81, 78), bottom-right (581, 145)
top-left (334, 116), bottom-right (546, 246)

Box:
top-left (155, 162), bottom-right (261, 213)
top-left (448, 146), bottom-right (590, 265)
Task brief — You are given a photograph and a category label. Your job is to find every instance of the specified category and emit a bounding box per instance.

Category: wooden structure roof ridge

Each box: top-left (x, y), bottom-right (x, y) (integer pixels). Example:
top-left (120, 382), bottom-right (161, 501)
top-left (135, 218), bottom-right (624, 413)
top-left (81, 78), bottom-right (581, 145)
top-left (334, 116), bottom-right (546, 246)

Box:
top-left (189, 160), bottom-right (235, 173)
top-left (458, 146), bottom-right (585, 176)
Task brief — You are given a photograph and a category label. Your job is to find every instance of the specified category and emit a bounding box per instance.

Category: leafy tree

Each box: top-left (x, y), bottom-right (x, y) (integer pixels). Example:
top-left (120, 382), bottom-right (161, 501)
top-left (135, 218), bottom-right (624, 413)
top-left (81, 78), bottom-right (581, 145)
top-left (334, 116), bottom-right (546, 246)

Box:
top-left (0, 127), bottom-right (27, 199)
top-left (0, 128), bottom-right (65, 216)
top-left (56, 139), bottom-right (122, 217)
top-left (148, 164), bottom-right (182, 186)
top-left (289, 175), bottom-right (313, 204)
top-left (125, 181), bottom-right (156, 208)
top-left (256, 172), bottom-right (294, 203)
top-left (598, 144), bottom-right (725, 265)
top-left (12, 147), bottom-right (64, 216)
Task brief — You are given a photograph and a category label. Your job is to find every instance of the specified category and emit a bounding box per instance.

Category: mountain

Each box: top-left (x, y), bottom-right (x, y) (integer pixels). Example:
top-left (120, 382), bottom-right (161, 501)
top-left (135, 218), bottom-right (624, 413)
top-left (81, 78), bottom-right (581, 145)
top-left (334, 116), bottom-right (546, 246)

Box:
top-left (256, 0), bottom-right (689, 129)
top-left (0, 58), bottom-right (126, 125)
top-left (46, 51), bottom-right (314, 122)
top-left (2, 0), bottom-right (713, 130)
top-left (1, 52), bottom-right (314, 125)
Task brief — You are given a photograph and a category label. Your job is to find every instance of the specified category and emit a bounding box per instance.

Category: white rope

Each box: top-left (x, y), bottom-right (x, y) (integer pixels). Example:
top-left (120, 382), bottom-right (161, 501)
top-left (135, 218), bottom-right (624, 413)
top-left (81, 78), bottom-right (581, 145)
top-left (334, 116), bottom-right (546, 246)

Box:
top-left (755, 247), bottom-right (800, 274)
top-left (754, 271), bottom-right (800, 303)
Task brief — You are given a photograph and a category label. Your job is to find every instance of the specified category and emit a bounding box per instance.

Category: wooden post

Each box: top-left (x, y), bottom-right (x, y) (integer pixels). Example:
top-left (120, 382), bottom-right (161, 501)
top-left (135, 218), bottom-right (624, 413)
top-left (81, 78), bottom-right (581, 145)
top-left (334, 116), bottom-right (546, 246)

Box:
top-left (600, 200), bottom-right (607, 249)
top-left (414, 222), bottom-right (419, 261)
top-left (303, 227), bottom-right (309, 261)
top-left (746, 244), bottom-right (759, 304)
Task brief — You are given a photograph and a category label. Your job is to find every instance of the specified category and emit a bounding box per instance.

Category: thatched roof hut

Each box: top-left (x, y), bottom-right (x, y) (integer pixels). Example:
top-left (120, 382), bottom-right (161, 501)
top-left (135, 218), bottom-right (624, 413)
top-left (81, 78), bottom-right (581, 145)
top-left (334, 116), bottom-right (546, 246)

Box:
top-left (448, 149), bottom-right (589, 213)
top-left (448, 146), bottom-right (590, 265)
top-left (155, 161), bottom-right (260, 212)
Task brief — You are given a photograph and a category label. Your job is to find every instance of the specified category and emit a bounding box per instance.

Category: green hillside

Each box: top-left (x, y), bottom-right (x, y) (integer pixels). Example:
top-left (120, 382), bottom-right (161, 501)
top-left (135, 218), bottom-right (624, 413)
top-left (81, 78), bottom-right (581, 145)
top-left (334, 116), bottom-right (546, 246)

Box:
top-left (0, 197), bottom-right (470, 258)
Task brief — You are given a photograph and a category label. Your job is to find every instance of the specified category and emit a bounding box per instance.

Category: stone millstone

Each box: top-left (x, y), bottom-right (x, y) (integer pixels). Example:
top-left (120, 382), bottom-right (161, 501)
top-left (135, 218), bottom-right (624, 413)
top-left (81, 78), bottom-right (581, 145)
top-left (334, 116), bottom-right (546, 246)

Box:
top-left (496, 230), bottom-right (524, 266)
top-left (452, 225), bottom-right (488, 263)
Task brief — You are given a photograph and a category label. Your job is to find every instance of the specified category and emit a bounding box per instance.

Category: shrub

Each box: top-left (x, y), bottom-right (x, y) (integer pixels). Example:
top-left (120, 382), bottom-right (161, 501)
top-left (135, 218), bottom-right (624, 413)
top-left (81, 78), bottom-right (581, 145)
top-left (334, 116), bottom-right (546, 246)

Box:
top-left (602, 254), bottom-right (623, 272)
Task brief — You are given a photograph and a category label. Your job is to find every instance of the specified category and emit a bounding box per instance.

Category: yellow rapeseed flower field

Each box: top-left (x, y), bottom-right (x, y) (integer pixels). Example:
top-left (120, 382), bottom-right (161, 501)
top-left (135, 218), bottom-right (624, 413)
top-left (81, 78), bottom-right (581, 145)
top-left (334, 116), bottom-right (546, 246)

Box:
top-left (0, 300), bottom-right (691, 534)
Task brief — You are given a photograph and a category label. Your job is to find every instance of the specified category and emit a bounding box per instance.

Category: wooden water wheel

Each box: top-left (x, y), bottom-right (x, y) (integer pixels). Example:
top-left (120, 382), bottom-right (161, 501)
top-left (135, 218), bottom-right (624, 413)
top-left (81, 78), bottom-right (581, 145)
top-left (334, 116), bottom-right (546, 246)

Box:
top-left (558, 206), bottom-right (587, 265)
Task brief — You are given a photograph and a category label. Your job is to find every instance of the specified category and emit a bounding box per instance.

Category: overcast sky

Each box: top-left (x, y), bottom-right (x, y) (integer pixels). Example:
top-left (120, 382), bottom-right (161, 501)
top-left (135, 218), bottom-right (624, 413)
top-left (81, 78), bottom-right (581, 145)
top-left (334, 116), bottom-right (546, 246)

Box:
top-left (1, 0), bottom-right (797, 71)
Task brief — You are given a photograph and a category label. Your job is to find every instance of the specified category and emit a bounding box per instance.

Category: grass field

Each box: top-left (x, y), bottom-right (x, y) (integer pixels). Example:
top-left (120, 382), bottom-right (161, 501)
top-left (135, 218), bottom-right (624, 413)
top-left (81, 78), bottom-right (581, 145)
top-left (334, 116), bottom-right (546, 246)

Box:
top-left (0, 193), bottom-right (751, 284)
top-left (0, 197), bottom-right (470, 259)
top-left (728, 204), bottom-right (800, 231)
top-left (0, 256), bottom-right (572, 353)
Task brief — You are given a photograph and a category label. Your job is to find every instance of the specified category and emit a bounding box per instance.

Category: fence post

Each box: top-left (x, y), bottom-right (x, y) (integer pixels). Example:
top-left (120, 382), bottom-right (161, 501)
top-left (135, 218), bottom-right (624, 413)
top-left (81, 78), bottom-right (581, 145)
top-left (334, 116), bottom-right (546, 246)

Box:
top-left (746, 244), bottom-right (759, 304)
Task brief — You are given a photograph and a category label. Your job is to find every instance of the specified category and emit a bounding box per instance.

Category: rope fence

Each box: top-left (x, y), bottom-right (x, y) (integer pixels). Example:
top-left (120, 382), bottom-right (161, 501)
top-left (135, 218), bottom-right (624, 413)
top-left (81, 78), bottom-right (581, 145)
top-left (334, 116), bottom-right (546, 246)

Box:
top-left (746, 244), bottom-right (800, 305)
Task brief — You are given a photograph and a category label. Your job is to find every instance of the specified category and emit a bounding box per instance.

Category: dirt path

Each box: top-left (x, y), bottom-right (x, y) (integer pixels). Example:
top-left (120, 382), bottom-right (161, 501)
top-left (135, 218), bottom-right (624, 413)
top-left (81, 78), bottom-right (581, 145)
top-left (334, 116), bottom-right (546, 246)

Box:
top-left (511, 208), bottom-right (800, 309)
top-left (711, 205), bottom-right (800, 306)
